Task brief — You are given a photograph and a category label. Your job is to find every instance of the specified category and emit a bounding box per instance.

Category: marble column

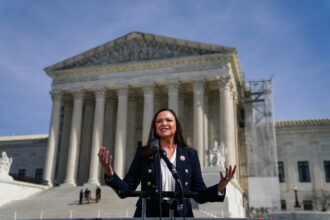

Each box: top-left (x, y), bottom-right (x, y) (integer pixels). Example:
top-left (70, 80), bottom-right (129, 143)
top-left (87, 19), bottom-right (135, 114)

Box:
top-left (179, 95), bottom-right (184, 120)
top-left (168, 81), bottom-right (179, 115)
top-left (114, 86), bottom-right (128, 178)
top-left (57, 97), bottom-right (73, 183)
top-left (193, 79), bottom-right (205, 167)
top-left (233, 96), bottom-right (239, 173)
top-left (126, 98), bottom-right (137, 172)
top-left (87, 89), bottom-right (106, 185)
top-left (203, 93), bottom-right (209, 166)
top-left (219, 76), bottom-right (236, 167)
top-left (142, 84), bottom-right (154, 145)
top-left (103, 97), bottom-right (116, 153)
top-left (43, 91), bottom-right (62, 186)
top-left (311, 142), bottom-right (323, 191)
top-left (78, 98), bottom-right (94, 184)
top-left (64, 90), bottom-right (84, 186)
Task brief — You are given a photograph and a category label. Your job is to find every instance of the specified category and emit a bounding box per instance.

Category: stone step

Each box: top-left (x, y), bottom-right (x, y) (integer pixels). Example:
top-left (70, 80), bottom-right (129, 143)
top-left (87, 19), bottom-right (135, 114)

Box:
top-left (0, 185), bottom-right (213, 219)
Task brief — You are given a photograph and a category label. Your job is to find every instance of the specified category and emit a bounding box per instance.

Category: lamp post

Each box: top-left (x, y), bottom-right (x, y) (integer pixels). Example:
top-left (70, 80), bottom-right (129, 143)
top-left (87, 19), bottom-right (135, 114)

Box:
top-left (294, 187), bottom-right (301, 208)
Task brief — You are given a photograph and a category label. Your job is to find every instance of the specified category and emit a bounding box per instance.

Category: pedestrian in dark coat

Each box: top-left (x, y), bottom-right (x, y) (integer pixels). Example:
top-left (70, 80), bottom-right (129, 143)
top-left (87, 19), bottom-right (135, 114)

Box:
top-left (96, 187), bottom-right (101, 202)
top-left (79, 189), bottom-right (83, 204)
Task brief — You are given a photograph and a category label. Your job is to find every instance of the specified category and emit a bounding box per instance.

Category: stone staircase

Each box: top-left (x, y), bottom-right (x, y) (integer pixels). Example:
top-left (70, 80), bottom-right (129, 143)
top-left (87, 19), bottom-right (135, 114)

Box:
top-left (0, 185), bottom-right (212, 219)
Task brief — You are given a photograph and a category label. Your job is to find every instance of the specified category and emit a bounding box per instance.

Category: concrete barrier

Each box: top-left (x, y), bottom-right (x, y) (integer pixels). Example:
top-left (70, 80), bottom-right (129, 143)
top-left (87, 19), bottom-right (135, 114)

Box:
top-left (269, 211), bottom-right (330, 220)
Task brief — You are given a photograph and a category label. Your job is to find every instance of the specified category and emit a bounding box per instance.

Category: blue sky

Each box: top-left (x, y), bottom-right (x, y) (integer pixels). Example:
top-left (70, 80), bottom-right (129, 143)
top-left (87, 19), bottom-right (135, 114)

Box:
top-left (0, 0), bottom-right (329, 136)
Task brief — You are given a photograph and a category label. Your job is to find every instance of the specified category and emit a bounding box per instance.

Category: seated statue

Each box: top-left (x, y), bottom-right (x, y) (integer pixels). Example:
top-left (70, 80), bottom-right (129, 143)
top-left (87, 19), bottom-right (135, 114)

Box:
top-left (206, 141), bottom-right (227, 169)
top-left (0, 151), bottom-right (13, 180)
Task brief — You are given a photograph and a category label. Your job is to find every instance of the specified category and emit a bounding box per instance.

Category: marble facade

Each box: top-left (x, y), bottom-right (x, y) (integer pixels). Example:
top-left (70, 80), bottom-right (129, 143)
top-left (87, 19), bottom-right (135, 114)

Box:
top-left (0, 135), bottom-right (47, 179)
top-left (275, 119), bottom-right (330, 211)
top-left (42, 32), bottom-right (244, 190)
top-left (1, 32), bottom-right (329, 216)
top-left (38, 32), bottom-right (245, 217)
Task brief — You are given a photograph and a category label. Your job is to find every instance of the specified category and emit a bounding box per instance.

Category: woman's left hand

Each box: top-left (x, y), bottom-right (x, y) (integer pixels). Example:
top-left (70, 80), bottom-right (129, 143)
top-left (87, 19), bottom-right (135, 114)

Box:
top-left (218, 165), bottom-right (237, 194)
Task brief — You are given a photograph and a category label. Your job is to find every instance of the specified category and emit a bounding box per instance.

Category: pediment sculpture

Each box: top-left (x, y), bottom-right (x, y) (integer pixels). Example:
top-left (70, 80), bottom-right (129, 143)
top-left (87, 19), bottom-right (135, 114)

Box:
top-left (45, 32), bottom-right (235, 72)
top-left (60, 38), bottom-right (220, 70)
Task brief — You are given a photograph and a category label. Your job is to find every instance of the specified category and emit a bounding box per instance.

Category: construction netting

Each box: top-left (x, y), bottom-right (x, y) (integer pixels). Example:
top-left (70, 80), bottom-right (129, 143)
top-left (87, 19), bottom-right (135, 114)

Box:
top-left (244, 80), bottom-right (278, 177)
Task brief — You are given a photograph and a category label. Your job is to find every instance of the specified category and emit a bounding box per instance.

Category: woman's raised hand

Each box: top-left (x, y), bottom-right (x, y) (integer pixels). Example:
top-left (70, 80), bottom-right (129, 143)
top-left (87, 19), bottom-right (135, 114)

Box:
top-left (218, 165), bottom-right (237, 194)
top-left (98, 146), bottom-right (114, 178)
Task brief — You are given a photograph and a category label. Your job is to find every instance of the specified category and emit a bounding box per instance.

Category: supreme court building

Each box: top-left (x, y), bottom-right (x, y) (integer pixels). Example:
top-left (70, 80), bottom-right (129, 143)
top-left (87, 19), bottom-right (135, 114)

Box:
top-left (43, 32), bottom-right (244, 186)
top-left (1, 32), bottom-right (330, 217)
top-left (41, 32), bottom-right (250, 215)
top-left (8, 32), bottom-right (322, 217)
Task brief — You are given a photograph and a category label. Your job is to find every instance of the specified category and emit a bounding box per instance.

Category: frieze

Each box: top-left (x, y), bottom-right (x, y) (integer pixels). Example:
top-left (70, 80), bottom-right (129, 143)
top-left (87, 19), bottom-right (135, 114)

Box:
top-left (52, 58), bottom-right (229, 86)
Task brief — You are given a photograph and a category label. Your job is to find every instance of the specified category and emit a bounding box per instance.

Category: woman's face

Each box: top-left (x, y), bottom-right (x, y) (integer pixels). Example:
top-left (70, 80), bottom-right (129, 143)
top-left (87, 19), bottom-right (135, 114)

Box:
top-left (155, 111), bottom-right (177, 140)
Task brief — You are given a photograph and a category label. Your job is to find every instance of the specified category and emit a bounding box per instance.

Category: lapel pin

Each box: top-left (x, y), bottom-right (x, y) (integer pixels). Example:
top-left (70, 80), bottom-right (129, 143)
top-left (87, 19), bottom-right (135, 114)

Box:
top-left (180, 155), bottom-right (185, 161)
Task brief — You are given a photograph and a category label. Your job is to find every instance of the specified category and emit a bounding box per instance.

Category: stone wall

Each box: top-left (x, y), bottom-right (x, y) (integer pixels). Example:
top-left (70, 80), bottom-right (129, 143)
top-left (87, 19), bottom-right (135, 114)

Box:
top-left (275, 119), bottom-right (330, 211)
top-left (0, 135), bottom-right (47, 178)
top-left (0, 178), bottom-right (48, 207)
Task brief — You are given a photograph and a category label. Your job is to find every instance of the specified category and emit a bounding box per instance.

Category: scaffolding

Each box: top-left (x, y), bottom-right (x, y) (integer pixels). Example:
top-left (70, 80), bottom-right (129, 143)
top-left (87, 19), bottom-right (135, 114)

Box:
top-left (244, 79), bottom-right (278, 177)
top-left (244, 79), bottom-right (281, 212)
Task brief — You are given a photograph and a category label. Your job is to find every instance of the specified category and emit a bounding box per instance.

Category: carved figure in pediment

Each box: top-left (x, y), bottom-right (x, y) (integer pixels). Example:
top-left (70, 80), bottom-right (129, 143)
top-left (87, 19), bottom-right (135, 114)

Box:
top-left (60, 38), bottom-right (222, 70)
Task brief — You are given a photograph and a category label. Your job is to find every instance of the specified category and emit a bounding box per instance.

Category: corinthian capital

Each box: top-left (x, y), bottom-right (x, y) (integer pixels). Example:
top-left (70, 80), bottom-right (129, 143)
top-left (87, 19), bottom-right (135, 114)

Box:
top-left (231, 90), bottom-right (238, 103)
top-left (70, 89), bottom-right (84, 101)
top-left (192, 78), bottom-right (205, 91)
top-left (219, 75), bottom-right (238, 101)
top-left (94, 88), bottom-right (106, 99)
top-left (167, 81), bottom-right (179, 94)
top-left (219, 75), bottom-right (232, 91)
top-left (142, 83), bottom-right (154, 95)
top-left (117, 85), bottom-right (128, 97)
top-left (50, 90), bottom-right (62, 102)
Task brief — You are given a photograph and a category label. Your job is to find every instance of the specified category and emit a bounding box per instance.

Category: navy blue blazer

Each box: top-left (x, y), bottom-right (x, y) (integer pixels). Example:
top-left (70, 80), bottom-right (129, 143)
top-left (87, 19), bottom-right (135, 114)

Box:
top-left (104, 145), bottom-right (225, 217)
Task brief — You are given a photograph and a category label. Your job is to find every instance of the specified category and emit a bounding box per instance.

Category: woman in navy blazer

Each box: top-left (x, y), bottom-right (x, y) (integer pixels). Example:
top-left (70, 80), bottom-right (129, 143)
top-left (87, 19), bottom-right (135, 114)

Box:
top-left (99, 108), bottom-right (236, 217)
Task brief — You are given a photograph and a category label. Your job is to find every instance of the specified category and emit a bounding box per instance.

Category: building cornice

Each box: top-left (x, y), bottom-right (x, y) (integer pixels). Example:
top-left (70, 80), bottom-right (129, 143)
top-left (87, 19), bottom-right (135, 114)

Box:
top-left (275, 119), bottom-right (330, 127)
top-left (47, 53), bottom-right (244, 90)
top-left (0, 134), bottom-right (48, 142)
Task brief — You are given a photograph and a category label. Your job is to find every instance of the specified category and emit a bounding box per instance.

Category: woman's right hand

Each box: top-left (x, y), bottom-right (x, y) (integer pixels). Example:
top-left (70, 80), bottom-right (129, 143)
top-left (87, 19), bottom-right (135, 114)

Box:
top-left (98, 146), bottom-right (114, 178)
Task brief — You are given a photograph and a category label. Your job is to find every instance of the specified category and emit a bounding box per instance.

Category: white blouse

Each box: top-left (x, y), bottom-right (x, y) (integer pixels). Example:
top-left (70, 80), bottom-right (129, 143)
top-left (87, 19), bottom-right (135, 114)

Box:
top-left (159, 146), bottom-right (224, 196)
top-left (160, 146), bottom-right (177, 192)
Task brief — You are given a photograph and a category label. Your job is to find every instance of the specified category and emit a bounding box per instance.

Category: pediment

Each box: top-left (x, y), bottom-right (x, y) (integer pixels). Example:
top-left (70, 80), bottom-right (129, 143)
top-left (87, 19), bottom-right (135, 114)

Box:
top-left (45, 32), bottom-right (236, 72)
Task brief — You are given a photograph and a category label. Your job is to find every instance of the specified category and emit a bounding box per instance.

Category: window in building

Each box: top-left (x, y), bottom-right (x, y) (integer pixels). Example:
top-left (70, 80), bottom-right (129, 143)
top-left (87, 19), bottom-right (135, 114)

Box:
top-left (324, 161), bottom-right (330, 182)
top-left (278, 161), bottom-right (285, 182)
top-left (35, 168), bottom-right (43, 180)
top-left (303, 200), bottom-right (313, 210)
top-left (298, 161), bottom-right (311, 182)
top-left (281, 200), bottom-right (287, 210)
top-left (18, 169), bottom-right (26, 177)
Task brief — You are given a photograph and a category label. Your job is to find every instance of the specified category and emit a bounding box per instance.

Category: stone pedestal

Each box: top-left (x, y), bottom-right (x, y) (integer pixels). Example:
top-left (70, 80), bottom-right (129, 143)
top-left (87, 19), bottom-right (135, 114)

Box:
top-left (248, 177), bottom-right (281, 211)
top-left (200, 167), bottom-right (245, 218)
